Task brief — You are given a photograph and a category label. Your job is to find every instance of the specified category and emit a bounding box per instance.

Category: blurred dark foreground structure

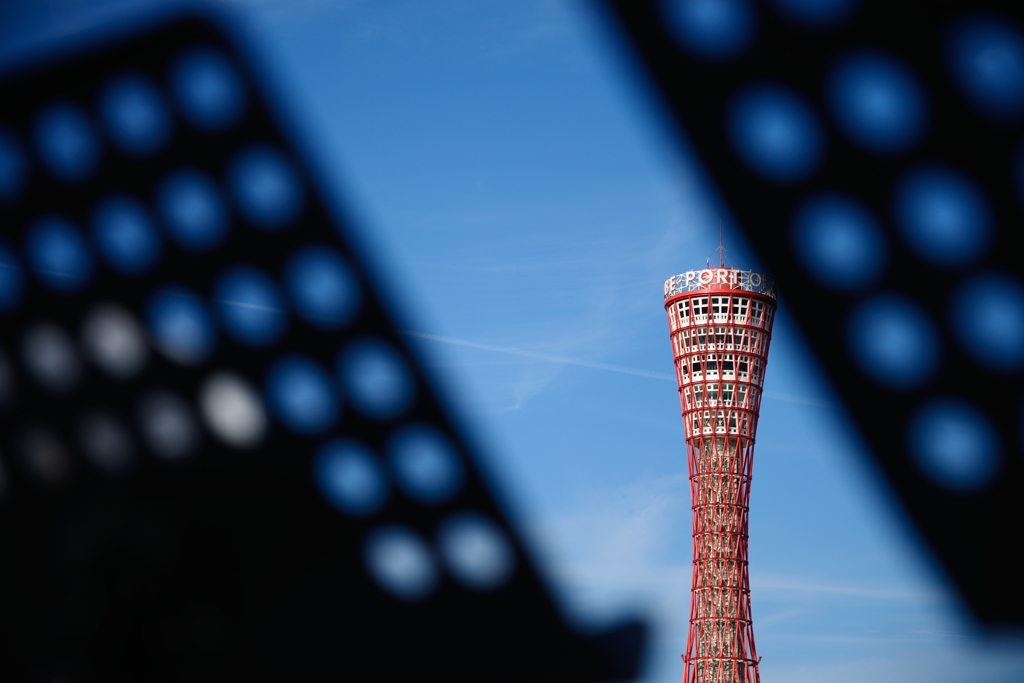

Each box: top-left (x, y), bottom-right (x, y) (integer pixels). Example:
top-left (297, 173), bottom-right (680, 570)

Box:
top-left (600, 0), bottom-right (1024, 629)
top-left (0, 13), bottom-right (646, 682)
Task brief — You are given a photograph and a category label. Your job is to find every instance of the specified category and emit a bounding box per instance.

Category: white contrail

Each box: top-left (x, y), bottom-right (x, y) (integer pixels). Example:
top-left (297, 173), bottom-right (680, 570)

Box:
top-left (404, 331), bottom-right (676, 381)
top-left (405, 330), bottom-right (833, 408)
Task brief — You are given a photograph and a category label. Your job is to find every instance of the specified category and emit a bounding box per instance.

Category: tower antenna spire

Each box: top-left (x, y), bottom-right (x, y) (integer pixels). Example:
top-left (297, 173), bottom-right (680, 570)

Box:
top-left (718, 218), bottom-right (724, 268)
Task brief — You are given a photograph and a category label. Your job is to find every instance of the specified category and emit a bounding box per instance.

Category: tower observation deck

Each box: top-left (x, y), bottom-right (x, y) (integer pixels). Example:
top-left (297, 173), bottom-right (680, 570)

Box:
top-left (663, 267), bottom-right (777, 683)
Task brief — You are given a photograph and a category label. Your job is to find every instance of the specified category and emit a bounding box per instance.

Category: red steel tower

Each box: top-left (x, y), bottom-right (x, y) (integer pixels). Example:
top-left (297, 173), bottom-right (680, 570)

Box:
top-left (663, 264), bottom-right (777, 683)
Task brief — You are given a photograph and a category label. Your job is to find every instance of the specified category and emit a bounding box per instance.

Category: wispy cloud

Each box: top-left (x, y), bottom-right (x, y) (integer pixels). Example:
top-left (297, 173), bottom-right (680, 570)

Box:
top-left (761, 645), bottom-right (1024, 683)
top-left (751, 574), bottom-right (942, 603)
top-left (521, 466), bottom-right (957, 669)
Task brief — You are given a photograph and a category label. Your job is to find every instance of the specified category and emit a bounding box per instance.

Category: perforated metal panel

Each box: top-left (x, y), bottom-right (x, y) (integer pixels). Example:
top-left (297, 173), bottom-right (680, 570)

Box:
top-left (0, 14), bottom-right (645, 681)
top-left (603, 0), bottom-right (1024, 626)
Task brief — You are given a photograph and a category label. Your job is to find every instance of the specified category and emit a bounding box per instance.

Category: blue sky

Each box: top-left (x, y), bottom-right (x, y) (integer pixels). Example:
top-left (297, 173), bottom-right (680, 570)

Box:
top-left (6, 0), bottom-right (1024, 680)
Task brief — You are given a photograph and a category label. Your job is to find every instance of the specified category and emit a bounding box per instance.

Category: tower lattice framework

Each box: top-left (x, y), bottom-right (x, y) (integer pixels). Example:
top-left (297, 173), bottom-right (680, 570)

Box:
top-left (663, 267), bottom-right (777, 683)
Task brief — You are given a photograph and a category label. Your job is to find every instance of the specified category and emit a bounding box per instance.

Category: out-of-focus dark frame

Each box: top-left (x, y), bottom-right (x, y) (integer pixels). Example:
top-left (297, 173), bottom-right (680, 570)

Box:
top-left (600, 0), bottom-right (1024, 626)
top-left (0, 14), bottom-right (646, 681)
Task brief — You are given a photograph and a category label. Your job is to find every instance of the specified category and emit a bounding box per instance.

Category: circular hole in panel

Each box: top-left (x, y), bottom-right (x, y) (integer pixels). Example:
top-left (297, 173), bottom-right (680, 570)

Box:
top-left (729, 85), bottom-right (824, 183)
top-left (171, 47), bottom-right (246, 131)
top-left (387, 424), bottom-right (464, 504)
top-left (363, 525), bottom-right (438, 601)
top-left (213, 266), bottom-right (287, 348)
top-left (894, 166), bottom-right (991, 268)
top-left (34, 103), bottom-right (101, 183)
top-left (437, 512), bottom-right (515, 591)
top-left (138, 389), bottom-right (201, 461)
top-left (99, 74), bottom-right (171, 156)
top-left (265, 355), bottom-right (338, 435)
top-left (80, 303), bottom-right (148, 380)
top-left (908, 398), bottom-right (1000, 492)
top-left (829, 51), bottom-right (927, 153)
top-left (25, 216), bottom-right (94, 293)
top-left (0, 239), bottom-right (24, 313)
top-left (21, 427), bottom-right (72, 487)
top-left (157, 170), bottom-right (229, 251)
top-left (662, 0), bottom-right (756, 61)
top-left (92, 196), bottom-right (162, 275)
top-left (146, 286), bottom-right (216, 366)
top-left (284, 245), bottom-right (361, 329)
top-left (21, 323), bottom-right (82, 394)
top-left (314, 439), bottom-right (389, 517)
top-left (847, 295), bottom-right (940, 389)
top-left (0, 129), bottom-right (27, 204)
top-left (769, 0), bottom-right (858, 27)
top-left (950, 273), bottom-right (1024, 371)
top-left (77, 411), bottom-right (135, 476)
top-left (199, 372), bottom-right (267, 449)
top-left (792, 193), bottom-right (887, 290)
top-left (228, 146), bottom-right (304, 230)
top-left (338, 338), bottom-right (415, 420)
top-left (948, 16), bottom-right (1024, 121)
